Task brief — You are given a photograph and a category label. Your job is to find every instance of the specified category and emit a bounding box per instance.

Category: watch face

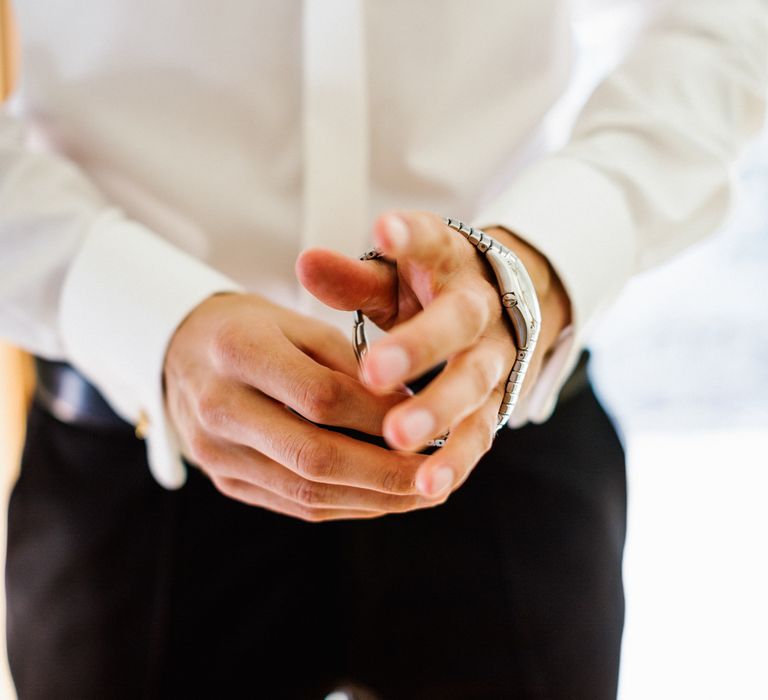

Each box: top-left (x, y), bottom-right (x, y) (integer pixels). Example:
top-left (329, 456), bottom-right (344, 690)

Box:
top-left (507, 305), bottom-right (530, 350)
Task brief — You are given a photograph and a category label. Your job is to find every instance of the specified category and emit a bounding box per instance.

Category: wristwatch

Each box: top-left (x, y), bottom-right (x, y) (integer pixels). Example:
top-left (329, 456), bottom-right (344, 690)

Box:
top-left (353, 217), bottom-right (542, 444)
top-left (443, 218), bottom-right (541, 430)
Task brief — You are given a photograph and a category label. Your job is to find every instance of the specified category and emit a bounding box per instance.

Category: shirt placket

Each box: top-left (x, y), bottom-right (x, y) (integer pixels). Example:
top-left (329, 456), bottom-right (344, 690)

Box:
top-left (301, 0), bottom-right (369, 265)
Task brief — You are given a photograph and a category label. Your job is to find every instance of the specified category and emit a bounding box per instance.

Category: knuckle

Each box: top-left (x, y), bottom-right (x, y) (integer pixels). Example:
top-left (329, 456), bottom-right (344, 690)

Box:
top-left (208, 473), bottom-right (228, 494)
top-left (479, 277), bottom-right (500, 307)
top-left (479, 426), bottom-right (495, 455)
top-left (292, 434), bottom-right (335, 480)
top-left (388, 495), bottom-right (421, 513)
top-left (489, 382), bottom-right (507, 413)
top-left (292, 479), bottom-right (325, 507)
top-left (420, 489), bottom-right (451, 509)
top-left (295, 374), bottom-right (343, 424)
top-left (476, 412), bottom-right (497, 455)
top-left (295, 505), bottom-right (326, 523)
top-left (187, 431), bottom-right (216, 467)
top-left (420, 487), bottom-right (451, 509)
top-left (210, 474), bottom-right (237, 499)
top-left (471, 357), bottom-right (501, 398)
top-left (405, 336), bottom-right (437, 371)
top-left (487, 289), bottom-right (505, 324)
top-left (380, 465), bottom-right (406, 494)
top-left (466, 376), bottom-right (488, 406)
top-left (459, 285), bottom-right (492, 327)
top-left (212, 321), bottom-right (243, 370)
top-left (197, 390), bottom-right (230, 431)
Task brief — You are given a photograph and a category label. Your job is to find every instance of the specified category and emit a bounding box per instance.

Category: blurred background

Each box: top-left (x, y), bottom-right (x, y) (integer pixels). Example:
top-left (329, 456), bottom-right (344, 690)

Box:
top-left (571, 4), bottom-right (768, 697)
top-left (593, 123), bottom-right (768, 700)
top-left (1, 1), bottom-right (767, 698)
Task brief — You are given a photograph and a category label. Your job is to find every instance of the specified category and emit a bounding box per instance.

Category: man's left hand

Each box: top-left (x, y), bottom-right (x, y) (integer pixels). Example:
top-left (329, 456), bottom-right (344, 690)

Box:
top-left (296, 211), bottom-right (571, 500)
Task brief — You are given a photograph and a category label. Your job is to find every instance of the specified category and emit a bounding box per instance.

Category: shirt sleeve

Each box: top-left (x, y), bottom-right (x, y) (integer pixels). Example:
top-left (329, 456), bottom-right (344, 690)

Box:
top-left (0, 109), bottom-right (242, 488)
top-left (475, 0), bottom-right (768, 426)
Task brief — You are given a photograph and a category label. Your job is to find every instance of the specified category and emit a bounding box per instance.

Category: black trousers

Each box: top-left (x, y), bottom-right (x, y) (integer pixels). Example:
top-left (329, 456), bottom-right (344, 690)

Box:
top-left (6, 379), bottom-right (626, 700)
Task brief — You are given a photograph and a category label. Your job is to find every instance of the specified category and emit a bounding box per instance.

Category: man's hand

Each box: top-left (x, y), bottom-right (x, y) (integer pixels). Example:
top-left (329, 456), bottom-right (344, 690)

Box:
top-left (163, 293), bottom-right (442, 521)
top-left (296, 211), bottom-right (571, 498)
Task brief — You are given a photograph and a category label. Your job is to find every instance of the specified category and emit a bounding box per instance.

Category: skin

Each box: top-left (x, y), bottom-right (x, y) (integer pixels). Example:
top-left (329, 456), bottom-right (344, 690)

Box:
top-left (163, 211), bottom-right (571, 521)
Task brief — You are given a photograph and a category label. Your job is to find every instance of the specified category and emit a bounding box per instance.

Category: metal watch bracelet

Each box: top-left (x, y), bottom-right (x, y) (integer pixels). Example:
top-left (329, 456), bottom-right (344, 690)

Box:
top-left (353, 217), bottom-right (541, 445)
top-left (443, 218), bottom-right (541, 429)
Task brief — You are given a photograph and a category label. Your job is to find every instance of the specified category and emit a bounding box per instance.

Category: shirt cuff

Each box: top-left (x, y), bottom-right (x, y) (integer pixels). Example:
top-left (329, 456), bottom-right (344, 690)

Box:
top-left (474, 155), bottom-right (636, 424)
top-left (59, 209), bottom-right (243, 488)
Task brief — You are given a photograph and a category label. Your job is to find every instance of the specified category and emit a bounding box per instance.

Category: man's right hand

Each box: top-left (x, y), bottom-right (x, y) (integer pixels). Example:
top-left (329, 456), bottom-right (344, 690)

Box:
top-left (163, 293), bottom-right (442, 521)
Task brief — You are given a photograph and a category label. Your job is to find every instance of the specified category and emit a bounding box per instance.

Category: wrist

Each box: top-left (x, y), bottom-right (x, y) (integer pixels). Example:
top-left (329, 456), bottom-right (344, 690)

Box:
top-left (485, 225), bottom-right (572, 339)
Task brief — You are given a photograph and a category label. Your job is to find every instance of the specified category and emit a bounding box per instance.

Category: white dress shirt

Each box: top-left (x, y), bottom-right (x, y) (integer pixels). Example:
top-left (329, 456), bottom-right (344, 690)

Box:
top-left (1, 0), bottom-right (766, 487)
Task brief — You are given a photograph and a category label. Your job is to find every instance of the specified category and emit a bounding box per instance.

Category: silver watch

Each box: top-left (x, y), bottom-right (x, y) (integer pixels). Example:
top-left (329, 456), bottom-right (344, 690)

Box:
top-left (443, 218), bottom-right (541, 430)
top-left (353, 217), bottom-right (541, 444)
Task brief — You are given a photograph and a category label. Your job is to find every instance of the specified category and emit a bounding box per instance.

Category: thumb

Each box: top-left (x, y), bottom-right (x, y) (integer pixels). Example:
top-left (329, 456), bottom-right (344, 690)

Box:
top-left (295, 247), bottom-right (396, 321)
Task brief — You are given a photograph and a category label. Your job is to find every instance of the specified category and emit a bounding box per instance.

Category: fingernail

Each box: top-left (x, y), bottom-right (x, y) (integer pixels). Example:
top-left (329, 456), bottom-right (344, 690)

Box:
top-left (367, 345), bottom-right (409, 386)
top-left (385, 215), bottom-right (410, 250)
top-left (417, 466), bottom-right (454, 497)
top-left (397, 408), bottom-right (435, 446)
